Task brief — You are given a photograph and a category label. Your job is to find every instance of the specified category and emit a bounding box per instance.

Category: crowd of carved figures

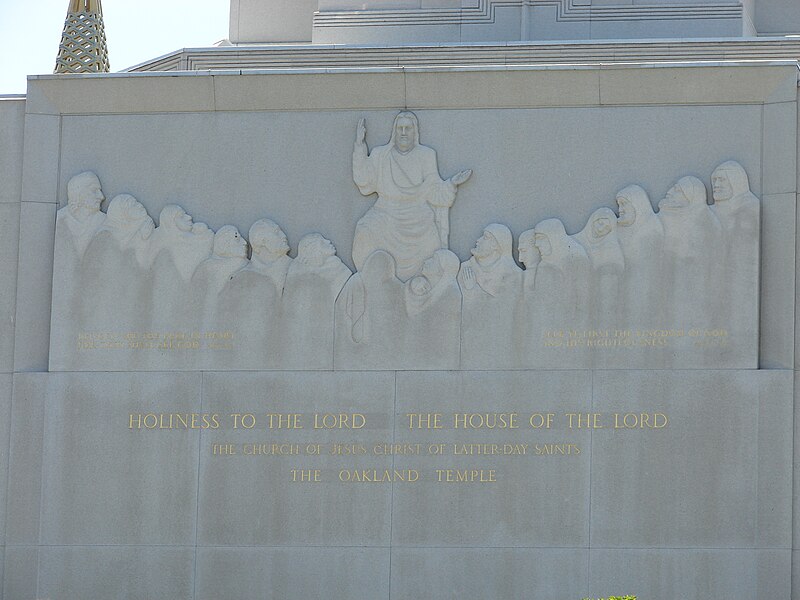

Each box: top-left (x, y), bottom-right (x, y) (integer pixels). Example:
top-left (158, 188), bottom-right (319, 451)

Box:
top-left (51, 112), bottom-right (760, 370)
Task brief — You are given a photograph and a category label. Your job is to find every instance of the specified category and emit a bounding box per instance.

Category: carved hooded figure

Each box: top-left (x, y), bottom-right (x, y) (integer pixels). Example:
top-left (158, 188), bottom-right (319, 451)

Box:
top-left (616, 184), bottom-right (663, 266)
top-left (150, 205), bottom-right (214, 281)
top-left (352, 111), bottom-right (471, 281)
top-left (615, 185), bottom-right (664, 329)
top-left (657, 176), bottom-right (721, 261)
top-left (575, 207), bottom-right (625, 328)
top-left (458, 223), bottom-right (522, 298)
top-left (525, 218), bottom-right (590, 343)
top-left (711, 160), bottom-right (760, 349)
top-left (657, 176), bottom-right (722, 328)
top-left (405, 249), bottom-right (461, 317)
top-left (711, 160), bottom-right (760, 240)
top-left (575, 207), bottom-right (625, 275)
top-left (458, 223), bottom-right (523, 368)
top-left (342, 250), bottom-right (402, 345)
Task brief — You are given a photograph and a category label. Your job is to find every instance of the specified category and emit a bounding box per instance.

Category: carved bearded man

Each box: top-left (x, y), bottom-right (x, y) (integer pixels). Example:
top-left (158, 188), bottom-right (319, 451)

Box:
top-left (352, 112), bottom-right (471, 281)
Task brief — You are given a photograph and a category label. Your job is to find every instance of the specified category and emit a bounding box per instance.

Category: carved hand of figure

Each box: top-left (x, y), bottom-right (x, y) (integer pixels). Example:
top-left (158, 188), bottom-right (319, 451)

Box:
top-left (462, 266), bottom-right (476, 290)
top-left (356, 118), bottom-right (367, 146)
top-left (449, 169), bottom-right (472, 187)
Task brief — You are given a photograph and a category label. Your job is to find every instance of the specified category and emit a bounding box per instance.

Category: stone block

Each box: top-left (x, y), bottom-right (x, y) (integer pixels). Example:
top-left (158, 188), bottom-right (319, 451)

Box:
top-left (197, 371), bottom-right (394, 545)
top-left (763, 101), bottom-right (797, 196)
top-left (761, 193), bottom-right (795, 370)
top-left (20, 114), bottom-right (59, 203)
top-left (13, 372), bottom-right (202, 546)
top-left (795, 371), bottom-right (800, 549)
top-left (591, 370), bottom-right (791, 548)
top-left (37, 547), bottom-right (194, 600)
top-left (588, 549), bottom-right (756, 599)
top-left (26, 75), bottom-right (215, 115)
top-left (599, 65), bottom-right (798, 106)
top-left (13, 202), bottom-right (55, 372)
top-left (6, 375), bottom-right (45, 545)
top-left (392, 371), bottom-right (592, 546)
top-left (0, 375), bottom-right (12, 545)
top-left (0, 205), bottom-right (19, 373)
top-left (405, 68), bottom-right (601, 110)
top-left (756, 549), bottom-right (791, 599)
top-left (0, 99), bottom-right (24, 204)
top-left (390, 548), bottom-right (588, 600)
top-left (195, 547), bottom-right (390, 600)
top-left (3, 547), bottom-right (37, 600)
top-left (214, 72), bottom-right (406, 112)
top-left (794, 551), bottom-right (800, 600)
top-left (756, 370), bottom-right (793, 548)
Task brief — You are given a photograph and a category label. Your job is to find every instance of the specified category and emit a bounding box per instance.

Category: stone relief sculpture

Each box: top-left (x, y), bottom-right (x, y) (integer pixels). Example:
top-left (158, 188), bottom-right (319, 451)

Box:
top-left (459, 224), bottom-right (523, 368)
top-left (50, 153), bottom-right (761, 372)
top-left (58, 171), bottom-right (107, 258)
top-left (615, 185), bottom-right (664, 330)
top-left (245, 218), bottom-right (292, 293)
top-left (517, 218), bottom-right (590, 367)
top-left (404, 249), bottom-right (460, 317)
top-left (352, 111), bottom-right (472, 281)
top-left (657, 175), bottom-right (723, 329)
top-left (150, 205), bottom-right (214, 281)
top-left (575, 207), bottom-right (625, 330)
top-left (282, 233), bottom-right (352, 368)
top-left (711, 160), bottom-right (760, 350)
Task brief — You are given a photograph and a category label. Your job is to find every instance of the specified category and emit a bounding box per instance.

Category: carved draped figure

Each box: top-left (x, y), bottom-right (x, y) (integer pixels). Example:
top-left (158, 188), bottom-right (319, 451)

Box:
top-left (615, 185), bottom-right (664, 331)
top-left (522, 218), bottom-right (590, 366)
top-left (352, 116), bottom-right (456, 282)
top-left (658, 176), bottom-right (722, 331)
top-left (574, 207), bottom-right (625, 331)
top-left (711, 161), bottom-right (760, 355)
top-left (458, 224), bottom-right (523, 369)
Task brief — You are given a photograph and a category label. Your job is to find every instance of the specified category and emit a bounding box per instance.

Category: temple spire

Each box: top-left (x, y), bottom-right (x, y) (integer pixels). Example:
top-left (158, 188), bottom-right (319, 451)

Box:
top-left (55, 0), bottom-right (110, 74)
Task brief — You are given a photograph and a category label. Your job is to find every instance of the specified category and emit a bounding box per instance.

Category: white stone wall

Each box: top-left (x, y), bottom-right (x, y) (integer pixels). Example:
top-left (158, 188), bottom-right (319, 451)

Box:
top-left (2, 63), bottom-right (798, 598)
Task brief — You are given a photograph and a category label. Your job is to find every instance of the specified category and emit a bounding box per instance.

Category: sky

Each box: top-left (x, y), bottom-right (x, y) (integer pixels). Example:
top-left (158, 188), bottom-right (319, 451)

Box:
top-left (0, 0), bottom-right (230, 94)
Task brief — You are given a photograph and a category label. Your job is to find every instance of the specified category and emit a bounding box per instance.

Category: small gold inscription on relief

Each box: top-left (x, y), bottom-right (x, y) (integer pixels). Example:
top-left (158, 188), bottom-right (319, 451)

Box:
top-left (78, 330), bottom-right (235, 351)
top-left (542, 327), bottom-right (728, 350)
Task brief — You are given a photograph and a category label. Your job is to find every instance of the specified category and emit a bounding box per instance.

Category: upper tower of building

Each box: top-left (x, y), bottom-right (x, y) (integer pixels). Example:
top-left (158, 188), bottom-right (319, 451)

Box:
top-left (229, 0), bottom-right (800, 46)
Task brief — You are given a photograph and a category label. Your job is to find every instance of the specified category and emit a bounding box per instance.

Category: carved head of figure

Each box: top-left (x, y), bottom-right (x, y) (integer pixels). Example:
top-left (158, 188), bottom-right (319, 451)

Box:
top-left (297, 233), bottom-right (336, 268)
top-left (471, 224), bottom-right (512, 266)
top-left (532, 219), bottom-right (571, 262)
top-left (711, 161), bottom-right (750, 203)
top-left (159, 205), bottom-right (197, 234)
top-left (617, 185), bottom-right (653, 227)
top-left (517, 229), bottom-right (538, 269)
top-left (67, 171), bottom-right (105, 218)
top-left (658, 176), bottom-right (707, 213)
top-left (106, 194), bottom-right (154, 242)
top-left (587, 208), bottom-right (617, 241)
top-left (213, 225), bottom-right (248, 259)
top-left (409, 275), bottom-right (432, 296)
top-left (391, 111), bottom-right (420, 154)
top-left (421, 249), bottom-right (459, 286)
top-left (249, 219), bottom-right (290, 263)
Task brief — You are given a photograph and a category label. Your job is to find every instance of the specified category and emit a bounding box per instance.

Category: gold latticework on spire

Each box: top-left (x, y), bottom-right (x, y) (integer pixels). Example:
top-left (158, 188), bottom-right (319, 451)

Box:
top-left (55, 0), bottom-right (110, 74)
